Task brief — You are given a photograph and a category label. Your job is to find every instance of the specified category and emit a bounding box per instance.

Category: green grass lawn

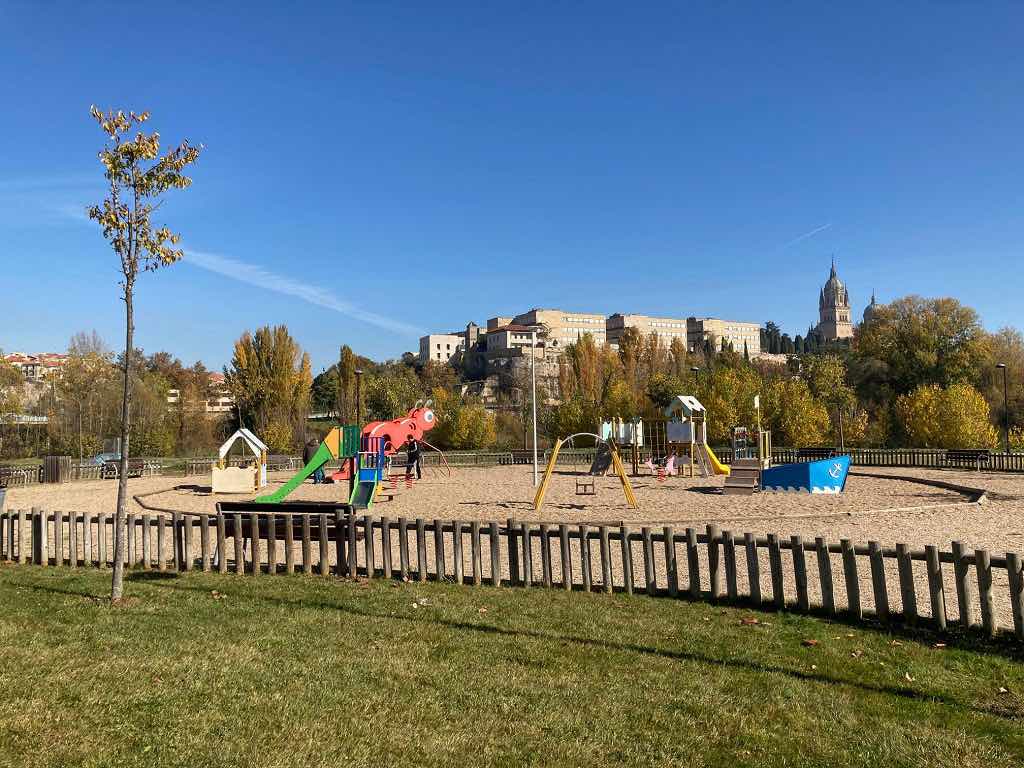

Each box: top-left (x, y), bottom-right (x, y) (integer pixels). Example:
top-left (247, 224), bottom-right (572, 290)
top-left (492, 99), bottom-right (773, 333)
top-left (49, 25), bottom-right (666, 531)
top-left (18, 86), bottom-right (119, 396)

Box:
top-left (0, 566), bottom-right (1022, 768)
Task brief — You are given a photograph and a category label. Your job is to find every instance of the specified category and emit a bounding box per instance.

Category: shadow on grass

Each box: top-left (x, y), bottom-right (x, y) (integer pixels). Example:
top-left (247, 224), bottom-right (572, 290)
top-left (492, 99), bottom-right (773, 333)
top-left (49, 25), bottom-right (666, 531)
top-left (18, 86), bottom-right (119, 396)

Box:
top-left (127, 571), bottom-right (181, 582)
top-left (19, 574), bottom-right (1018, 723)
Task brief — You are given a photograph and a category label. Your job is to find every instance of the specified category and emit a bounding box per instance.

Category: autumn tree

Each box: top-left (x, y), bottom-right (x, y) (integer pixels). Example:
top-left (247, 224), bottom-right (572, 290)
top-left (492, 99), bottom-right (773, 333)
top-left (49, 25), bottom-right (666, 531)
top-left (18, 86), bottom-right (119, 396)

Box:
top-left (226, 326), bottom-right (312, 452)
top-left (429, 387), bottom-right (496, 449)
top-left (87, 106), bottom-right (201, 601)
top-left (896, 383), bottom-right (998, 448)
top-left (853, 296), bottom-right (990, 397)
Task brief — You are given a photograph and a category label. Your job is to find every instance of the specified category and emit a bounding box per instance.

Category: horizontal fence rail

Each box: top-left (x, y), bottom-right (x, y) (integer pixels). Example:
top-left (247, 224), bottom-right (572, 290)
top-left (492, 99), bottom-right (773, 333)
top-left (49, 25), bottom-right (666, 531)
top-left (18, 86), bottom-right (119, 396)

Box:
top-left (3, 447), bottom-right (1023, 488)
top-left (2, 508), bottom-right (1022, 643)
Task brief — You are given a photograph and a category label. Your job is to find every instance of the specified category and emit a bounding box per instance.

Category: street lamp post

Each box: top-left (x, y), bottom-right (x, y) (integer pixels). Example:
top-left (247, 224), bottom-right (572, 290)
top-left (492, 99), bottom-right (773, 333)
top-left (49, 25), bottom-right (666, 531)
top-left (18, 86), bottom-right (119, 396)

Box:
top-left (997, 363), bottom-right (1009, 453)
top-left (531, 330), bottom-right (539, 488)
top-left (355, 369), bottom-right (364, 427)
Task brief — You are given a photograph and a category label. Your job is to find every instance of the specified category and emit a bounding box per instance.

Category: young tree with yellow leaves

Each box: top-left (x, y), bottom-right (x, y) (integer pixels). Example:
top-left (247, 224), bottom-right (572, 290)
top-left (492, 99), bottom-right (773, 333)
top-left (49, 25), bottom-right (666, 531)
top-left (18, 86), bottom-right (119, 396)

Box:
top-left (87, 107), bottom-right (201, 602)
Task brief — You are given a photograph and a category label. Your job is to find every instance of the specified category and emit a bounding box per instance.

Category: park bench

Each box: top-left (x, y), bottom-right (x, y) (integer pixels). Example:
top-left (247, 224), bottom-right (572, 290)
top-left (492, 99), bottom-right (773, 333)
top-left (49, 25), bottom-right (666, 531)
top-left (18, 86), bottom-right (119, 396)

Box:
top-left (944, 449), bottom-right (991, 471)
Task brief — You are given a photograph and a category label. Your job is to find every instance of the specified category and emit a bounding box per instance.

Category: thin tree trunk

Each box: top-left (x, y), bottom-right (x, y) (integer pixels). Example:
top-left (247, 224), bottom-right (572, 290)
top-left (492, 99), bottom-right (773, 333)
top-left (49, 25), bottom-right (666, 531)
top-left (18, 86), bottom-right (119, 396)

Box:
top-left (112, 285), bottom-right (133, 601)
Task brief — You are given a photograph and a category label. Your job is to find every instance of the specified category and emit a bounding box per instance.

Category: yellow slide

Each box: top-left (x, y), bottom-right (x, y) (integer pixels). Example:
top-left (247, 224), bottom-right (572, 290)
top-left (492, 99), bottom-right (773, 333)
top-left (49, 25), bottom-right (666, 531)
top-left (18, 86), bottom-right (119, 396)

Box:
top-left (704, 445), bottom-right (731, 475)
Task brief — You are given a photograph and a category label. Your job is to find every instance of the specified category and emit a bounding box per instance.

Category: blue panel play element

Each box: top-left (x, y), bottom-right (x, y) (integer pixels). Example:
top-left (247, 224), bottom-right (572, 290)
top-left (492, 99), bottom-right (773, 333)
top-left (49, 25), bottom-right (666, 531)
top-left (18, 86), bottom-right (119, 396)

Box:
top-left (761, 455), bottom-right (851, 494)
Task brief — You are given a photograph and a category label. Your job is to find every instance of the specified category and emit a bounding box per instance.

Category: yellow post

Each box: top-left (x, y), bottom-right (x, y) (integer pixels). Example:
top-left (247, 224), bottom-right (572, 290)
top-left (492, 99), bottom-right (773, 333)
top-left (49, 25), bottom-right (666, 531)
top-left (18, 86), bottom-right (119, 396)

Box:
top-left (533, 438), bottom-right (563, 511)
top-left (610, 447), bottom-right (639, 509)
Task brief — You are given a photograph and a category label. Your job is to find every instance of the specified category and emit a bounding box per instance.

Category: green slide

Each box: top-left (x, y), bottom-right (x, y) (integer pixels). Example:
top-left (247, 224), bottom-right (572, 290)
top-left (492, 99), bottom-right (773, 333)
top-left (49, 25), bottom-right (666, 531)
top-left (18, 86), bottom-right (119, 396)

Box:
top-left (254, 443), bottom-right (335, 504)
top-left (349, 481), bottom-right (376, 511)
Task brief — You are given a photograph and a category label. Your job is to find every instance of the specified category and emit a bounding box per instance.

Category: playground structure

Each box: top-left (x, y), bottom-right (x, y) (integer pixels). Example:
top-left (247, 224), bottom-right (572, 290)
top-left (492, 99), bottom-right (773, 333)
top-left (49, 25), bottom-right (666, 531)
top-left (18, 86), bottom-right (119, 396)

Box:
top-left (212, 429), bottom-right (269, 494)
top-left (761, 454), bottom-right (851, 494)
top-left (250, 402), bottom-right (440, 510)
top-left (723, 425), bottom-right (772, 496)
top-left (534, 433), bottom-right (638, 512)
top-left (662, 396), bottom-right (730, 478)
top-left (328, 403), bottom-right (438, 482)
top-left (253, 425), bottom-right (361, 504)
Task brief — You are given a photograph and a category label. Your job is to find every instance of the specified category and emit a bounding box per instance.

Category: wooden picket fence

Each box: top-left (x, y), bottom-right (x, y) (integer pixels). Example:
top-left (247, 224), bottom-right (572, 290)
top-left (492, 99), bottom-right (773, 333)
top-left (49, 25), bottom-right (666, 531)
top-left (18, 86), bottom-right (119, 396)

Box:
top-left (2, 507), bottom-right (1023, 642)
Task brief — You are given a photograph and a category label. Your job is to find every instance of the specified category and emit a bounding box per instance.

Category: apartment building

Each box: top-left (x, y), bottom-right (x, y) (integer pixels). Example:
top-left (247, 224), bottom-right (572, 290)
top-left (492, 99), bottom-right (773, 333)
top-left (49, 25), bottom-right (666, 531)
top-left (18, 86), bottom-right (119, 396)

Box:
top-left (511, 308), bottom-right (606, 350)
top-left (3, 352), bottom-right (68, 381)
top-left (606, 313), bottom-right (689, 347)
top-left (166, 372), bottom-right (235, 415)
top-left (687, 317), bottom-right (762, 356)
top-left (484, 324), bottom-right (540, 355)
top-left (418, 333), bottom-right (465, 364)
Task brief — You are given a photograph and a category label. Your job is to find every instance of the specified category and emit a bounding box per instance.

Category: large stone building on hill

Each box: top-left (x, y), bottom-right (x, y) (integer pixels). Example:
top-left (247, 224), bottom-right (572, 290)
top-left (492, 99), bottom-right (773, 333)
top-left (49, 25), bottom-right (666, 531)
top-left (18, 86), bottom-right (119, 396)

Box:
top-left (816, 259), bottom-right (854, 342)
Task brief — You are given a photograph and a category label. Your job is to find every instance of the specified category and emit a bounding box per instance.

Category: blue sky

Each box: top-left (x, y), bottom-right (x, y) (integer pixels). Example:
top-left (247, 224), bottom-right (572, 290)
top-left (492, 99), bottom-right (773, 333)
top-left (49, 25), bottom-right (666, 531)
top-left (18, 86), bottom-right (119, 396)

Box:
top-left (1, 2), bottom-right (1022, 372)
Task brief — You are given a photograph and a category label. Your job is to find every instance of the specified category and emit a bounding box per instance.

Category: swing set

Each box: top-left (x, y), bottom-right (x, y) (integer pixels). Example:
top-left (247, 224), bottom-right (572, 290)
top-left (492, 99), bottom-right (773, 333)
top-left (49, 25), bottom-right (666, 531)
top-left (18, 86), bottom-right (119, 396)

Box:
top-left (533, 433), bottom-right (639, 512)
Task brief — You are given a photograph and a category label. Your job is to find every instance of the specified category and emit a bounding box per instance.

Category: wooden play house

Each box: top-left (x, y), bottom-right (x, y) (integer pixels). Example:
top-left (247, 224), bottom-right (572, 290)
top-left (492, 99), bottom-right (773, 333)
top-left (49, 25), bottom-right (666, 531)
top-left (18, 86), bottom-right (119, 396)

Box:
top-left (212, 428), bottom-right (269, 494)
top-left (664, 395), bottom-right (708, 477)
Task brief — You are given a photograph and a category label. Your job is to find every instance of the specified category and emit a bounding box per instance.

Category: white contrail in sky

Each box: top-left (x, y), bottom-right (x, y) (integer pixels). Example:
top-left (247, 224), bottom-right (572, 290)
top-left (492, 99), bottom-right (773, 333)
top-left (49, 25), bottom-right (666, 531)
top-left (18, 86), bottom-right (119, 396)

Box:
top-left (186, 249), bottom-right (425, 338)
top-left (778, 222), bottom-right (833, 250)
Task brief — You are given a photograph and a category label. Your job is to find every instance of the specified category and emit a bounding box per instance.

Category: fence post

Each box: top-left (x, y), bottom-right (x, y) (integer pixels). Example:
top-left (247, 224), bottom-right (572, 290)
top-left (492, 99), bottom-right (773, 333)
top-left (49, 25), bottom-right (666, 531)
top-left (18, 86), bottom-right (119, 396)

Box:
top-left (215, 514), bottom-right (226, 575)
top-left (686, 528), bottom-right (700, 599)
top-left (249, 513), bottom-right (260, 576)
top-left (868, 541), bottom-right (889, 622)
top-left (196, 515), bottom-right (208, 572)
top-left (452, 520), bottom-right (463, 585)
top-left (539, 524), bottom-right (552, 587)
top-left (767, 534), bottom-right (784, 609)
top-left (68, 511), bottom-right (78, 568)
top-left (1006, 552), bottom-right (1024, 641)
top-left (706, 525), bottom-right (721, 602)
top-left (156, 515), bottom-right (166, 572)
top-left (347, 514), bottom-right (358, 577)
top-left (31, 508), bottom-right (46, 565)
top-left (637, 526), bottom-right (653, 595)
top-left (317, 513), bottom-right (328, 577)
top-left (232, 513), bottom-right (244, 575)
top-left (265, 513), bottom-right (276, 575)
top-left (507, 517), bottom-right (519, 586)
top-left (469, 521), bottom-right (481, 586)
top-left (664, 526), bottom-right (678, 598)
top-left (598, 525), bottom-right (611, 593)
top-left (522, 523), bottom-right (534, 587)
top-left (398, 517), bottom-right (409, 580)
top-left (333, 512), bottom-right (346, 577)
top-left (418, 519), bottom-right (429, 583)
top-left (815, 537), bottom-right (835, 615)
top-left (841, 539), bottom-right (861, 619)
top-left (975, 548), bottom-right (995, 637)
top-left (301, 514), bottom-right (312, 575)
top-left (744, 532), bottom-right (760, 605)
top-left (51, 510), bottom-right (63, 566)
top-left (432, 519), bottom-right (445, 581)
top-left (620, 525), bottom-right (633, 596)
top-left (125, 513), bottom-right (134, 567)
top-left (580, 524), bottom-right (592, 592)
top-left (951, 540), bottom-right (975, 628)
top-left (722, 530), bottom-right (737, 601)
top-left (491, 522), bottom-right (502, 587)
top-left (361, 515), bottom-right (373, 579)
top-left (380, 516), bottom-right (392, 579)
top-left (895, 543), bottom-right (916, 625)
top-left (791, 535), bottom-right (809, 612)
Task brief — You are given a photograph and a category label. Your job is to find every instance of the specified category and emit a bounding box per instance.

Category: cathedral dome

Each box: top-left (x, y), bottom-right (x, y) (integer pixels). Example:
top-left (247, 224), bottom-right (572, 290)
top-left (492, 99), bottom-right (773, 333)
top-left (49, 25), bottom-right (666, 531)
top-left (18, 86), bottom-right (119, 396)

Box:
top-left (819, 260), bottom-right (849, 309)
top-left (863, 292), bottom-right (879, 323)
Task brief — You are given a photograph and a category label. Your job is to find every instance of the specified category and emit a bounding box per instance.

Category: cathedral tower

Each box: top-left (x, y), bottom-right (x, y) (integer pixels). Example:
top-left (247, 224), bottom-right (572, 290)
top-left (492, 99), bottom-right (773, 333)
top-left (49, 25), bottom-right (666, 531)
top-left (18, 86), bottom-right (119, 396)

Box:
top-left (816, 258), bottom-right (853, 341)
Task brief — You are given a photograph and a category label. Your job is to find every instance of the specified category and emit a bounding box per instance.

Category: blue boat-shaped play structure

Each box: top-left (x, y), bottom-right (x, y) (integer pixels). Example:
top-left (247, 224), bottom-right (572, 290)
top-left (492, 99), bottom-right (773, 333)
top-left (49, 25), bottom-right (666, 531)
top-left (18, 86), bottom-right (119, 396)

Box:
top-left (760, 455), bottom-right (851, 494)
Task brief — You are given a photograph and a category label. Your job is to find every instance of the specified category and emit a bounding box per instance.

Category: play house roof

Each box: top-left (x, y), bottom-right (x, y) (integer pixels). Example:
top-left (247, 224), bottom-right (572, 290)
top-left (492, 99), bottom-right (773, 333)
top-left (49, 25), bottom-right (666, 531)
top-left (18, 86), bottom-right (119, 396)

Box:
top-left (218, 428), bottom-right (268, 460)
top-left (664, 395), bottom-right (705, 419)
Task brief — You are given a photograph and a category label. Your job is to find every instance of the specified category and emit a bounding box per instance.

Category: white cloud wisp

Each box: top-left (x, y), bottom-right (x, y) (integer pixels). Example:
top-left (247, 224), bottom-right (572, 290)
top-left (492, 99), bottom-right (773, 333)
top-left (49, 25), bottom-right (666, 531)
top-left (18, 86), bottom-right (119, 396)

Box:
top-left (186, 249), bottom-right (425, 338)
